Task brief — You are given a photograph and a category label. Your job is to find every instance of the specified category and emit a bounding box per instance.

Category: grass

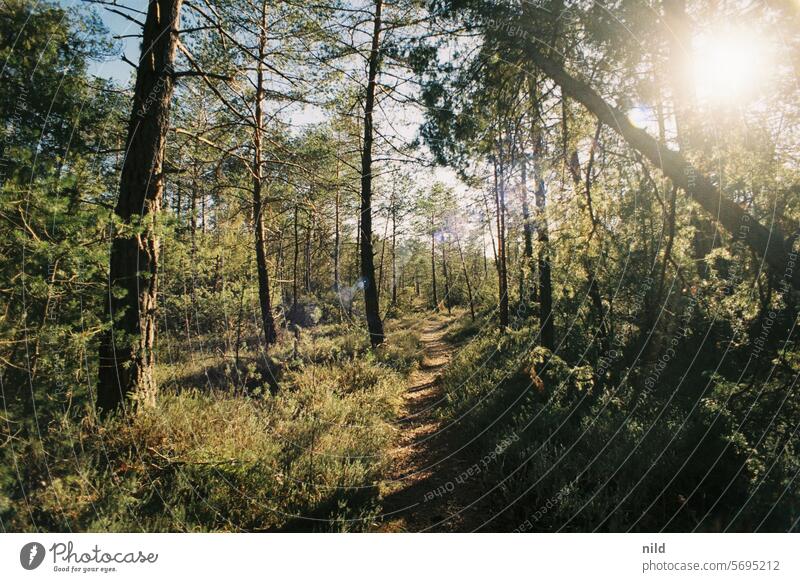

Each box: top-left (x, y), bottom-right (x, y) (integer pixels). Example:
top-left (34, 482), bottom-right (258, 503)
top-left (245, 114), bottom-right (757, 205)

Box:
top-left (3, 316), bottom-right (423, 532)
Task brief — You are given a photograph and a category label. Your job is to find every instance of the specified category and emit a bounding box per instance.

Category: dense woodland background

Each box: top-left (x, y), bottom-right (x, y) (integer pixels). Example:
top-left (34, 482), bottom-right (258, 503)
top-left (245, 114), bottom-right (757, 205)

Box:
top-left (1, 0), bottom-right (799, 532)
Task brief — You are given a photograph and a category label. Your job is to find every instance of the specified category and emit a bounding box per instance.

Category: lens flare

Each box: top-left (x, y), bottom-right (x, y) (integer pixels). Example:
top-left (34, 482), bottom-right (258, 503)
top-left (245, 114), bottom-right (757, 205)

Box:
top-left (691, 26), bottom-right (771, 104)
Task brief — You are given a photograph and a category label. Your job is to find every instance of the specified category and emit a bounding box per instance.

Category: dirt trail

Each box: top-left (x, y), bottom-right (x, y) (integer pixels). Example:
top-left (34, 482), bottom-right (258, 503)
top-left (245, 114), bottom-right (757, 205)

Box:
top-left (378, 314), bottom-right (479, 532)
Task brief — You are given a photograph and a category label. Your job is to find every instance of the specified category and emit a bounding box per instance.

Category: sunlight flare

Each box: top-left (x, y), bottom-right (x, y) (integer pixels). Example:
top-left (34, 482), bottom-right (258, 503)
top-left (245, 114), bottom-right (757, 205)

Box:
top-left (690, 26), bottom-right (771, 104)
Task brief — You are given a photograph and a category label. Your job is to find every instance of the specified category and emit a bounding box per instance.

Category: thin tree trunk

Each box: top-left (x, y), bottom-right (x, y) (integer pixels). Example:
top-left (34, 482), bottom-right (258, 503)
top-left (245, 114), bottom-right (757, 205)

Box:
top-left (293, 203), bottom-right (299, 308)
top-left (304, 210), bottom-right (312, 293)
top-left (528, 79), bottom-right (554, 349)
top-left (334, 161), bottom-right (341, 292)
top-left (520, 156), bottom-right (535, 309)
top-left (482, 189), bottom-right (499, 273)
top-left (274, 231), bottom-right (283, 304)
top-left (377, 206), bottom-right (389, 298)
top-left (455, 232), bottom-right (476, 320)
top-left (234, 276), bottom-right (247, 379)
top-left (189, 168), bottom-right (198, 327)
top-left (431, 218), bottom-right (439, 310)
top-left (391, 193), bottom-right (398, 305)
top-left (494, 153), bottom-right (509, 329)
top-left (442, 240), bottom-right (451, 314)
top-left (359, 0), bottom-right (386, 346)
top-left (97, 0), bottom-right (183, 412)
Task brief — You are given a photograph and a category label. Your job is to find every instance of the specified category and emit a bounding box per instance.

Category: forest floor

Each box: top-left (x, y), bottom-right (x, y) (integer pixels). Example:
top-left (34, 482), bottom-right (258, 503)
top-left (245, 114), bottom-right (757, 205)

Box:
top-left (377, 312), bottom-right (487, 532)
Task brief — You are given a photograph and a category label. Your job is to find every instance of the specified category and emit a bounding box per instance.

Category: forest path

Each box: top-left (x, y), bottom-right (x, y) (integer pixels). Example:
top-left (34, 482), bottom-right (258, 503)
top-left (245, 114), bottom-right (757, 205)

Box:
top-left (377, 312), bottom-right (479, 532)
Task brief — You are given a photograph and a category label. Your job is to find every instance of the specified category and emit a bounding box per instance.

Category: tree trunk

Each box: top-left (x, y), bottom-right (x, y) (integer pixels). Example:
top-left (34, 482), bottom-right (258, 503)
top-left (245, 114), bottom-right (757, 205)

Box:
top-left (293, 203), bottom-right (299, 307)
top-left (455, 232), bottom-right (476, 320)
top-left (441, 240), bottom-right (452, 314)
top-left (274, 231), bottom-right (283, 304)
top-left (534, 170), bottom-right (554, 350)
top-left (482, 189), bottom-right (499, 274)
top-left (524, 41), bottom-right (799, 289)
top-left (431, 227), bottom-right (439, 310)
top-left (97, 0), bottom-right (183, 412)
top-left (189, 168), bottom-right (198, 327)
top-left (494, 154), bottom-right (509, 329)
top-left (377, 206), bottom-right (389, 298)
top-left (519, 156), bottom-right (535, 309)
top-left (391, 193), bottom-right (398, 305)
top-left (527, 78), bottom-right (554, 349)
top-left (304, 210), bottom-right (312, 293)
top-left (252, 1), bottom-right (278, 345)
top-left (334, 161), bottom-right (341, 293)
top-left (359, 0), bottom-right (386, 346)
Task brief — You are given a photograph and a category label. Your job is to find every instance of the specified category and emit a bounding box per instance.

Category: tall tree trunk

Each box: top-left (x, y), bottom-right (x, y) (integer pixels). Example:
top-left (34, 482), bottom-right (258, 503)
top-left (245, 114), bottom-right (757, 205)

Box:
top-left (377, 206), bottom-right (389, 298)
top-left (293, 203), bottom-right (299, 308)
top-left (483, 237), bottom-right (488, 278)
top-left (455, 232), bottom-right (476, 320)
top-left (333, 160), bottom-right (341, 293)
top-left (534, 168), bottom-right (554, 350)
top-left (482, 189), bottom-right (499, 274)
top-left (391, 192), bottom-right (398, 305)
top-left (304, 210), bottom-right (312, 293)
top-left (430, 226), bottom-right (439, 310)
top-left (494, 154), bottom-right (510, 329)
top-left (519, 156), bottom-right (535, 309)
top-left (359, 0), bottom-right (385, 346)
top-left (252, 1), bottom-right (277, 345)
top-left (189, 168), bottom-right (198, 328)
top-left (528, 80), bottom-right (554, 349)
top-left (520, 158), bottom-right (534, 260)
top-left (274, 231), bottom-right (283, 304)
top-left (97, 0), bottom-right (183, 412)
top-left (441, 240), bottom-right (452, 314)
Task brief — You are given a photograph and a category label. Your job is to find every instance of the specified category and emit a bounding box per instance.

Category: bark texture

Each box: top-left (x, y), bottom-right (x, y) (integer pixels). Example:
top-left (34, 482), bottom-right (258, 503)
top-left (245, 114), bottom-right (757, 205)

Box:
top-left (97, 0), bottom-right (183, 412)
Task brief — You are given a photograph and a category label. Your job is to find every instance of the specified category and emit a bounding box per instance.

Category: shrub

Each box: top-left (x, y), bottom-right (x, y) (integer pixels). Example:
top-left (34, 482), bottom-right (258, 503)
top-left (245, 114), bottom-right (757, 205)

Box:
top-left (435, 325), bottom-right (799, 532)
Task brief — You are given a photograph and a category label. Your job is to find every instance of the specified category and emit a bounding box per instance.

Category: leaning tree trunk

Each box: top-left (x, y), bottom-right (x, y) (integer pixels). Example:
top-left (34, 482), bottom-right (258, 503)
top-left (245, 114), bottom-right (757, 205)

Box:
top-left (359, 0), bottom-right (386, 346)
top-left (97, 0), bottom-right (183, 412)
top-left (252, 2), bottom-right (278, 346)
top-left (523, 39), bottom-right (800, 290)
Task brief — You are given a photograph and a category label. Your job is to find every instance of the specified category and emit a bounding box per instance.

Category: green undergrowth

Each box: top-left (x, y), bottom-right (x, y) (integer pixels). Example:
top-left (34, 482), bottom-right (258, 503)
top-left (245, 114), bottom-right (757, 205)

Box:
top-left (2, 319), bottom-right (423, 532)
top-left (437, 326), bottom-right (800, 532)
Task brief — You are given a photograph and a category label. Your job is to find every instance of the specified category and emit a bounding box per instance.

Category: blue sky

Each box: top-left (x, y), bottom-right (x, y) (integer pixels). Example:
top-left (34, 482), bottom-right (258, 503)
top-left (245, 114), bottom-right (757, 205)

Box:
top-left (58, 0), bottom-right (465, 196)
top-left (61, 0), bottom-right (139, 83)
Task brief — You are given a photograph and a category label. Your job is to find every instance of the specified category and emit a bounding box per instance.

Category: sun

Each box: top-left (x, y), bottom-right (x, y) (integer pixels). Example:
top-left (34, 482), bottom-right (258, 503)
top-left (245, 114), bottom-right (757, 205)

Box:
top-left (690, 26), bottom-right (770, 105)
